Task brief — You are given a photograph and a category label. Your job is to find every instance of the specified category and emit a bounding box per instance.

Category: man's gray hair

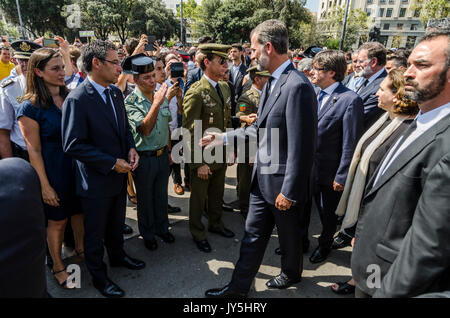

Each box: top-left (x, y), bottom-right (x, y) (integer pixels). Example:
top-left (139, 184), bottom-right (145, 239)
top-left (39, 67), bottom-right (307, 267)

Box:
top-left (297, 58), bottom-right (313, 72)
top-left (250, 19), bottom-right (289, 55)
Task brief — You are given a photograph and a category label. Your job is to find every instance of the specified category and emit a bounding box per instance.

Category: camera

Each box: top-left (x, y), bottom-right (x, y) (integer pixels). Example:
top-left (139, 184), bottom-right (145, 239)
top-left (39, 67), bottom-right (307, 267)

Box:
top-left (170, 62), bottom-right (184, 79)
top-left (144, 35), bottom-right (156, 51)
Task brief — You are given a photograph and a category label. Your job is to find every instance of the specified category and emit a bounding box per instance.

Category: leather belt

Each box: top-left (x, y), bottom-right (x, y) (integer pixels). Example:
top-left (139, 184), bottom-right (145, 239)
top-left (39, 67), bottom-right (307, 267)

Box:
top-left (138, 146), bottom-right (166, 157)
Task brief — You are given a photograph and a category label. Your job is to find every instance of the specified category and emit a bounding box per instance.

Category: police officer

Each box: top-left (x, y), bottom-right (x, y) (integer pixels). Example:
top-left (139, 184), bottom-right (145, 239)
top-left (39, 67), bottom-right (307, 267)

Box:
top-left (182, 44), bottom-right (235, 253)
top-left (0, 40), bottom-right (41, 159)
top-left (234, 66), bottom-right (270, 218)
top-left (124, 54), bottom-right (178, 251)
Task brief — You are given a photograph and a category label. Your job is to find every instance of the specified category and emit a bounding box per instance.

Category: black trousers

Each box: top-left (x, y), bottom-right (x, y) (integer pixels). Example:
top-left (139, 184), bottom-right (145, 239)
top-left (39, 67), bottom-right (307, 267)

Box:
top-left (229, 178), bottom-right (304, 292)
top-left (170, 139), bottom-right (182, 185)
top-left (81, 188), bottom-right (127, 282)
top-left (313, 184), bottom-right (342, 248)
top-left (11, 141), bottom-right (29, 161)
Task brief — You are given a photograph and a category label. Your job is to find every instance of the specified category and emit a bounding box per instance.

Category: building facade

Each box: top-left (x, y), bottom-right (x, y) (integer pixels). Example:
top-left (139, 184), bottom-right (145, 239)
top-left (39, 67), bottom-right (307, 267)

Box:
top-left (162, 0), bottom-right (202, 44)
top-left (318, 0), bottom-right (426, 49)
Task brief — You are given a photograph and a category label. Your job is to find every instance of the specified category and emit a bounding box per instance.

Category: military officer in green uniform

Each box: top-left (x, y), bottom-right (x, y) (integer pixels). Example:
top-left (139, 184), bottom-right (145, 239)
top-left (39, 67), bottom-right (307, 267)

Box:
top-left (234, 66), bottom-right (270, 217)
top-left (124, 54), bottom-right (180, 251)
top-left (182, 43), bottom-right (235, 253)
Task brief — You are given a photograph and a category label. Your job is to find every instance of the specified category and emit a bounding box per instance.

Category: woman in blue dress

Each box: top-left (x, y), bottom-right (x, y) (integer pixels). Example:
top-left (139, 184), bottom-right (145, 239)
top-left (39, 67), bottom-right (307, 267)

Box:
top-left (17, 48), bottom-right (84, 289)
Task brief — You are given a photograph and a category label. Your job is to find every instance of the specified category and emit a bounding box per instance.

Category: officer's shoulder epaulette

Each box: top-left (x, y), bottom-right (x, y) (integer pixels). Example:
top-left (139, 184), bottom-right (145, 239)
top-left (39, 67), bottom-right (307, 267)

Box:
top-left (1, 78), bottom-right (15, 88)
top-left (125, 93), bottom-right (136, 104)
top-left (190, 81), bottom-right (202, 91)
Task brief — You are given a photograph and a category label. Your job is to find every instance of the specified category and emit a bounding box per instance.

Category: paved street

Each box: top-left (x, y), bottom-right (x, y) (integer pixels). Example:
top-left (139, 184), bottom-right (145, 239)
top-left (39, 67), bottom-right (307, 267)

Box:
top-left (47, 165), bottom-right (353, 298)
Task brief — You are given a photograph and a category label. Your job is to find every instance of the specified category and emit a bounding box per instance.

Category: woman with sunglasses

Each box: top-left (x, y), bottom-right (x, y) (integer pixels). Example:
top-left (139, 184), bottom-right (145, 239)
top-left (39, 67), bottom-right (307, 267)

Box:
top-left (17, 48), bottom-right (84, 289)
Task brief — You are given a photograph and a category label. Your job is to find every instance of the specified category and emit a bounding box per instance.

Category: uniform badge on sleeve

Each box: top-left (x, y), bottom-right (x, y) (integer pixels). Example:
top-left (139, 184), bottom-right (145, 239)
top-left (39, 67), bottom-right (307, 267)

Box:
top-left (239, 103), bottom-right (246, 112)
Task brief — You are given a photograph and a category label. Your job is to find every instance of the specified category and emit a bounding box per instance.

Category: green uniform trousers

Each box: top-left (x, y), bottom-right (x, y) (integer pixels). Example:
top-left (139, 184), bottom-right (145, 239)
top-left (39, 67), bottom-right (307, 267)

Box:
top-left (189, 164), bottom-right (226, 241)
top-left (133, 149), bottom-right (170, 241)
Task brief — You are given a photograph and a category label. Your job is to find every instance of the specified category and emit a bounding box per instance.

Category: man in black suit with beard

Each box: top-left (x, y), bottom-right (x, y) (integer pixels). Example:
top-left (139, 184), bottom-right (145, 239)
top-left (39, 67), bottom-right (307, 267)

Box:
top-left (352, 30), bottom-right (450, 298)
top-left (62, 40), bottom-right (145, 298)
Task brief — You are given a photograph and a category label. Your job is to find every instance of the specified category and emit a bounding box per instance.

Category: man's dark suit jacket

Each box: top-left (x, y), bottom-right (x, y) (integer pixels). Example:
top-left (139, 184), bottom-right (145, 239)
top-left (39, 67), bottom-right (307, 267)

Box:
top-left (183, 67), bottom-right (203, 97)
top-left (230, 63), bottom-right (248, 102)
top-left (0, 158), bottom-right (47, 297)
top-left (316, 83), bottom-right (364, 186)
top-left (357, 69), bottom-right (387, 129)
top-left (342, 72), bottom-right (354, 87)
top-left (62, 79), bottom-right (135, 198)
top-left (228, 62), bottom-right (317, 206)
top-left (352, 112), bottom-right (450, 297)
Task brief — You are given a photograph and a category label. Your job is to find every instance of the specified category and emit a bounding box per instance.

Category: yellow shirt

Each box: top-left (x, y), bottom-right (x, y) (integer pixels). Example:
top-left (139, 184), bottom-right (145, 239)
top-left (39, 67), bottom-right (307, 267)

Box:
top-left (0, 61), bottom-right (15, 81)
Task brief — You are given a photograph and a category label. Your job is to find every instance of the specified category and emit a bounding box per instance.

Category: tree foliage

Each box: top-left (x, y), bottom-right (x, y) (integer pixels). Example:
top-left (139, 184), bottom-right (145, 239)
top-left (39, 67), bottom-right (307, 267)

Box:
top-left (412, 0), bottom-right (450, 27)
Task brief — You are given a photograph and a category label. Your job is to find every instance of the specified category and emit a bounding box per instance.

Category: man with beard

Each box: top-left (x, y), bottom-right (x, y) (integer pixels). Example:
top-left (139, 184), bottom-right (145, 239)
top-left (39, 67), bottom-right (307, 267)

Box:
top-left (353, 42), bottom-right (388, 129)
top-left (202, 20), bottom-right (317, 297)
top-left (351, 29), bottom-right (450, 298)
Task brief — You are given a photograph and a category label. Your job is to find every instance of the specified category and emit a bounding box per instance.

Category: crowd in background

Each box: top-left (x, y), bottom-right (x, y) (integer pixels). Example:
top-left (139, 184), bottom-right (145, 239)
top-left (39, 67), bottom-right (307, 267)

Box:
top-left (0, 23), bottom-right (449, 299)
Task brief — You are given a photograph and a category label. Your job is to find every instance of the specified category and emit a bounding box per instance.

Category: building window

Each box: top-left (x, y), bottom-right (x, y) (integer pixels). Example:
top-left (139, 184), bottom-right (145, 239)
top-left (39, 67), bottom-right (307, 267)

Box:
top-left (410, 24), bottom-right (418, 30)
top-left (402, 0), bottom-right (408, 3)
top-left (380, 0), bottom-right (386, 3)
top-left (414, 9), bottom-right (421, 17)
top-left (366, 9), bottom-right (371, 16)
top-left (329, 1), bottom-right (332, 6)
top-left (397, 23), bottom-right (403, 30)
top-left (322, 2), bottom-right (324, 8)
top-left (383, 23), bottom-right (390, 30)
top-left (339, 0), bottom-right (342, 5)
top-left (399, 8), bottom-right (407, 17)
top-left (379, 8), bottom-right (385, 17)
top-left (389, 0), bottom-right (395, 3)
top-left (367, 0), bottom-right (373, 3)
top-left (386, 8), bottom-right (393, 17)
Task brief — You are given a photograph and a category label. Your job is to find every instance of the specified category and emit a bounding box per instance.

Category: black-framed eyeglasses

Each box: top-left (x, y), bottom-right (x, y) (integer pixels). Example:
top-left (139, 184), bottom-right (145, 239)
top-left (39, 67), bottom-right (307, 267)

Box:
top-left (312, 67), bottom-right (326, 72)
top-left (99, 58), bottom-right (121, 66)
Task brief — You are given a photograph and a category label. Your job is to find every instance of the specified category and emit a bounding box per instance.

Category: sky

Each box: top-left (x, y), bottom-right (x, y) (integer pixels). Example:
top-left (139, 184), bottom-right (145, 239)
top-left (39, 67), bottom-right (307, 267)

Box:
top-left (305, 0), bottom-right (319, 13)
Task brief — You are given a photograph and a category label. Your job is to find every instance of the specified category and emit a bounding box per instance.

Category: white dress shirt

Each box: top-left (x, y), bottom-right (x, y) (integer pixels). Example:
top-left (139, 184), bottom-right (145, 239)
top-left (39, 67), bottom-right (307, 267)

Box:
top-left (373, 102), bottom-right (450, 186)
top-left (87, 76), bottom-right (118, 126)
top-left (268, 59), bottom-right (292, 94)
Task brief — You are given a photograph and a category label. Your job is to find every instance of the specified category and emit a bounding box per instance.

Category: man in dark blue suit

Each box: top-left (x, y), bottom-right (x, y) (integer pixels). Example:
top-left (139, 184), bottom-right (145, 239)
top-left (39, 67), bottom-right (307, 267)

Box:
top-left (62, 40), bottom-right (145, 298)
top-left (354, 42), bottom-right (388, 129)
top-left (202, 19), bottom-right (317, 297)
top-left (306, 50), bottom-right (364, 263)
top-left (229, 43), bottom-right (248, 103)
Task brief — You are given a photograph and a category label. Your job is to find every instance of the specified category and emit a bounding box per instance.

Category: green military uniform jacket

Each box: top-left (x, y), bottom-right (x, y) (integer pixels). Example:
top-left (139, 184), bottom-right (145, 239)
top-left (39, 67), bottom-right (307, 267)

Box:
top-left (182, 75), bottom-right (232, 171)
top-left (236, 86), bottom-right (261, 127)
top-left (125, 87), bottom-right (172, 151)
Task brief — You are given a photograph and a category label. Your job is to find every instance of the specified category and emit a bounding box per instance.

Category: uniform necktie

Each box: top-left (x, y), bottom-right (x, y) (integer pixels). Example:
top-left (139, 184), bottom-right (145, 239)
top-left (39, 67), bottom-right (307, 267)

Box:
top-left (215, 83), bottom-right (224, 105)
top-left (317, 90), bottom-right (327, 113)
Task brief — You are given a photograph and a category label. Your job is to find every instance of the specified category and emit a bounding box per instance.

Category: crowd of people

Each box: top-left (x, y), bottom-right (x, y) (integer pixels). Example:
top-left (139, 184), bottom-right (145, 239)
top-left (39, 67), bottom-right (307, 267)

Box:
top-left (0, 20), bottom-right (449, 299)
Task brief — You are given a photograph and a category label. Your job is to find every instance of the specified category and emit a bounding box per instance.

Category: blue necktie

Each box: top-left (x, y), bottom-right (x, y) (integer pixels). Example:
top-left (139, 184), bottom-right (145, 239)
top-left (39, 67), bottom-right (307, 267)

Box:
top-left (317, 90), bottom-right (327, 114)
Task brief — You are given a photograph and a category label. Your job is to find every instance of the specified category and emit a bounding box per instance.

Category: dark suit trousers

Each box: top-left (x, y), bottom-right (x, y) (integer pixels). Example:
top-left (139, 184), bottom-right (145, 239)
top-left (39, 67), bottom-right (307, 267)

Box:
top-left (314, 184), bottom-right (342, 248)
top-left (229, 178), bottom-right (304, 292)
top-left (81, 188), bottom-right (127, 282)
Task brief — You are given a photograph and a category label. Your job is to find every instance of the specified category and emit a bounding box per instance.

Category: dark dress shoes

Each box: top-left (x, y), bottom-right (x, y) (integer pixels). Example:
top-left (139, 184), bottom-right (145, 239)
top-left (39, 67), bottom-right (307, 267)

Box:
top-left (123, 224), bottom-right (133, 235)
top-left (208, 227), bottom-right (235, 238)
top-left (93, 279), bottom-right (125, 298)
top-left (168, 204), bottom-right (181, 213)
top-left (110, 255), bottom-right (145, 270)
top-left (266, 273), bottom-right (301, 289)
top-left (309, 246), bottom-right (331, 264)
top-left (205, 285), bottom-right (247, 298)
top-left (157, 232), bottom-right (175, 243)
top-left (222, 203), bottom-right (235, 212)
top-left (332, 233), bottom-right (352, 249)
top-left (195, 239), bottom-right (212, 253)
top-left (144, 239), bottom-right (158, 251)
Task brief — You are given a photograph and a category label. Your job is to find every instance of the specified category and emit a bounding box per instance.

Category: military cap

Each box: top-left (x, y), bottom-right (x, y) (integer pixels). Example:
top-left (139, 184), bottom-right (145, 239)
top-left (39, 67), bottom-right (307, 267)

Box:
top-left (121, 53), bottom-right (154, 75)
top-left (11, 40), bottom-right (42, 59)
top-left (198, 43), bottom-right (231, 59)
top-left (246, 65), bottom-right (271, 77)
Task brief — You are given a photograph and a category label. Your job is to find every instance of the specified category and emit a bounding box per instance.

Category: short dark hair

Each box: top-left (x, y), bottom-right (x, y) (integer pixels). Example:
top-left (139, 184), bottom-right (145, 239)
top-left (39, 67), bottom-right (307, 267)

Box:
top-left (231, 43), bottom-right (243, 51)
top-left (196, 52), bottom-right (215, 71)
top-left (198, 36), bottom-right (213, 44)
top-left (125, 38), bottom-right (139, 56)
top-left (81, 39), bottom-right (117, 73)
top-left (418, 29), bottom-right (450, 67)
top-left (387, 55), bottom-right (407, 68)
top-left (359, 41), bottom-right (387, 66)
top-left (250, 19), bottom-right (288, 55)
top-left (313, 50), bottom-right (347, 82)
